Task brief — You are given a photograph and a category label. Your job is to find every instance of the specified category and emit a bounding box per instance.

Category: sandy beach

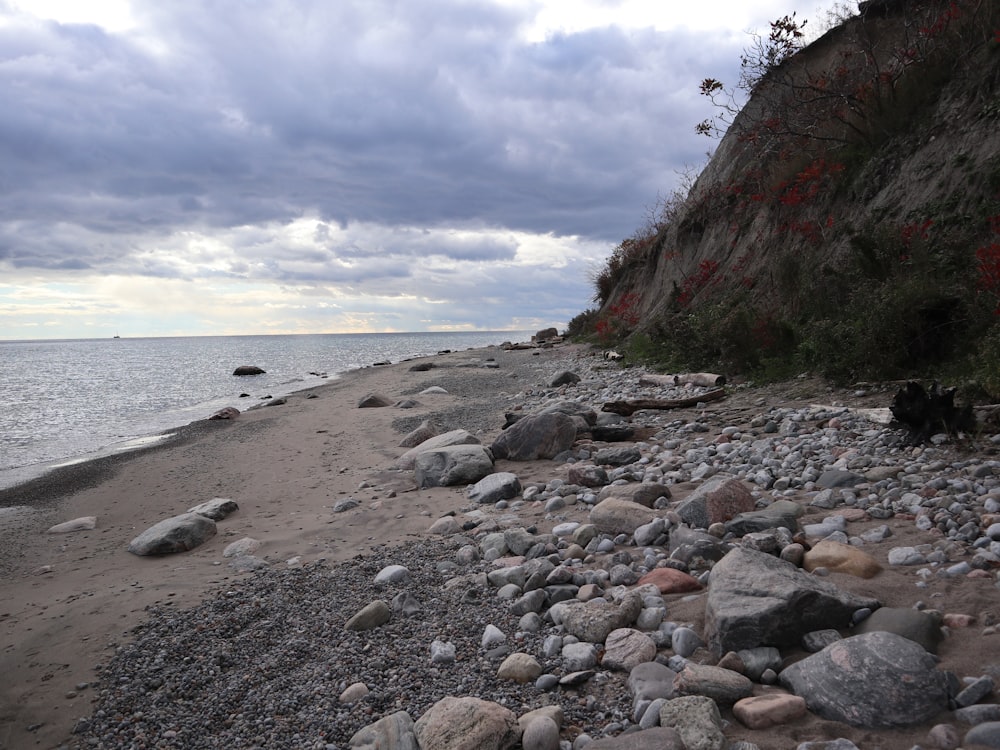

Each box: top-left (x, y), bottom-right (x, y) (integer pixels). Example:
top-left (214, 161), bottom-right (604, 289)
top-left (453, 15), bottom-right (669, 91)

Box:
top-left (2, 341), bottom-right (1000, 750)
top-left (0, 342), bottom-right (566, 748)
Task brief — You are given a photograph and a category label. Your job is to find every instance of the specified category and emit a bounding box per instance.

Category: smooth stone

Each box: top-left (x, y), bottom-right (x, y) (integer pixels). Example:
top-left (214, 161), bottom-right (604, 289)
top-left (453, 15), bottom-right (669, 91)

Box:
top-left (602, 628), bottom-right (657, 671)
top-left (127, 512), bottom-right (217, 556)
top-left (778, 631), bottom-right (949, 727)
top-left (584, 727), bottom-right (685, 750)
top-left (222, 537), bottom-right (261, 558)
top-left (854, 607), bottom-right (943, 654)
top-left (348, 710), bottom-right (417, 750)
top-left (803, 540), bottom-right (883, 579)
top-left (374, 564), bottom-right (410, 585)
top-left (344, 600), bottom-right (391, 631)
top-left (496, 652), bottom-right (542, 683)
top-left (187, 497), bottom-right (239, 520)
top-left (733, 693), bottom-right (808, 729)
top-left (46, 516), bottom-right (97, 533)
top-left (413, 696), bottom-right (521, 750)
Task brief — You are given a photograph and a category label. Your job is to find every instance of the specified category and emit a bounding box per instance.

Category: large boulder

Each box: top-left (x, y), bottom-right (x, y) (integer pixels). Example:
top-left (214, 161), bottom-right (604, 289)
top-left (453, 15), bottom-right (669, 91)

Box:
top-left (395, 429), bottom-right (481, 470)
top-left (675, 476), bottom-right (755, 529)
top-left (590, 497), bottom-right (657, 536)
top-left (491, 412), bottom-right (577, 461)
top-left (779, 631), bottom-right (950, 727)
top-left (413, 696), bottom-right (521, 750)
top-left (533, 327), bottom-right (559, 342)
top-left (704, 547), bottom-right (880, 654)
top-left (414, 445), bottom-right (494, 488)
top-left (468, 472), bottom-right (522, 504)
top-left (128, 513), bottom-right (217, 556)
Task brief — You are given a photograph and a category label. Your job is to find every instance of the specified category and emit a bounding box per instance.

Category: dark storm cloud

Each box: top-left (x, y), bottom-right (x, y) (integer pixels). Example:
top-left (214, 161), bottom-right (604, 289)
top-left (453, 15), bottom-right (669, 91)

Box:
top-left (0, 0), bottom-right (748, 280)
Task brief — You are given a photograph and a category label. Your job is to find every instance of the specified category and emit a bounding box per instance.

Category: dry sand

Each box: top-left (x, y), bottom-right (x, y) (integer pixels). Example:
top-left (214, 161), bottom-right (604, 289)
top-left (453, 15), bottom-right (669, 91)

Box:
top-left (2, 343), bottom-right (1000, 750)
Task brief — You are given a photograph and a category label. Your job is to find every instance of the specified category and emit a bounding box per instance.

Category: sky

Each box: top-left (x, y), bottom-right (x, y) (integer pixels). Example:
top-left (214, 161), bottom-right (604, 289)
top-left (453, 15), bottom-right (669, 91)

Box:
top-left (0, 0), bottom-right (820, 339)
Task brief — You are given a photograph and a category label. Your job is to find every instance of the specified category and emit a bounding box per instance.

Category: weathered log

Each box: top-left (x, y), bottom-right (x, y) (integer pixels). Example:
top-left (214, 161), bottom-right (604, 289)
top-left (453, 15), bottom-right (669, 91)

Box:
top-left (602, 388), bottom-right (727, 416)
top-left (639, 372), bottom-right (727, 387)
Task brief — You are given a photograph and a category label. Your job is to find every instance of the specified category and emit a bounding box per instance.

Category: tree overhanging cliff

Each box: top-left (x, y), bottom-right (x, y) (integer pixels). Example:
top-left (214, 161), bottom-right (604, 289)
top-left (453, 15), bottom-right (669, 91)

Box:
top-left (577, 0), bottom-right (1000, 392)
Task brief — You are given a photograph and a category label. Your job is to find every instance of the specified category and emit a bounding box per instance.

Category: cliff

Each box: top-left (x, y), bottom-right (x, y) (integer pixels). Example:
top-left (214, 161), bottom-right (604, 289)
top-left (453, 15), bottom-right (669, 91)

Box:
top-left (590, 0), bottom-right (1000, 387)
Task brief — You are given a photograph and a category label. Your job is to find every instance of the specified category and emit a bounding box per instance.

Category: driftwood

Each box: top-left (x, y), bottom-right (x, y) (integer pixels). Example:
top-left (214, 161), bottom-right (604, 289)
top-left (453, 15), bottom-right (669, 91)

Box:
top-left (602, 388), bottom-right (727, 416)
top-left (639, 372), bottom-right (727, 388)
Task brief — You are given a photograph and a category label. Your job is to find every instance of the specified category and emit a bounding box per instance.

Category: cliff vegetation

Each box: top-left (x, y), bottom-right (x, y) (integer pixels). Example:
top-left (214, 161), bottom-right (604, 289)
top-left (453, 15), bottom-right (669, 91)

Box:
top-left (573, 0), bottom-right (1000, 395)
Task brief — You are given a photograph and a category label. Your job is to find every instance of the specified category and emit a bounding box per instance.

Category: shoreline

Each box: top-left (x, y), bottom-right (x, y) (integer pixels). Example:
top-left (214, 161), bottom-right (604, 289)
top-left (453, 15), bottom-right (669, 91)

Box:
top-left (5, 342), bottom-right (999, 749)
top-left (0, 331), bottom-right (533, 494)
top-left (0, 341), bottom-right (571, 749)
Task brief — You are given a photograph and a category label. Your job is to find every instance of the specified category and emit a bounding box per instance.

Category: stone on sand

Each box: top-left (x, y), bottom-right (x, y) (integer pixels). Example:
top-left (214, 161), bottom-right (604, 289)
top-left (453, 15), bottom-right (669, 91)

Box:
top-left (46, 516), bottom-right (97, 533)
top-left (413, 696), bottom-right (521, 750)
top-left (127, 512), bottom-right (217, 556)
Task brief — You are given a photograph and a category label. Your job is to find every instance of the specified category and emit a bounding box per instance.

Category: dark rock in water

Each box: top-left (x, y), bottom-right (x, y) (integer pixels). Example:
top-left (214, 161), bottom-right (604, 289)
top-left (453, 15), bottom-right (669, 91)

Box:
top-left (209, 406), bottom-right (240, 420)
top-left (128, 513), bottom-right (217, 556)
top-left (491, 412), bottom-right (577, 461)
top-left (239, 393), bottom-right (250, 398)
top-left (550, 370), bottom-right (581, 387)
top-left (890, 380), bottom-right (975, 444)
top-left (372, 360), bottom-right (391, 366)
top-left (704, 547), bottom-right (880, 655)
top-left (854, 606), bottom-right (943, 653)
top-left (778, 631), bottom-right (950, 727)
top-left (232, 365), bottom-right (265, 376)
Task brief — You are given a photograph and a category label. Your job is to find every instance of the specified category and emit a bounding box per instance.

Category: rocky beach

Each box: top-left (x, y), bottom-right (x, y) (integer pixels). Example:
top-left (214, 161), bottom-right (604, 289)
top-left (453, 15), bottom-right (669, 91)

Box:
top-left (3, 340), bottom-right (1000, 750)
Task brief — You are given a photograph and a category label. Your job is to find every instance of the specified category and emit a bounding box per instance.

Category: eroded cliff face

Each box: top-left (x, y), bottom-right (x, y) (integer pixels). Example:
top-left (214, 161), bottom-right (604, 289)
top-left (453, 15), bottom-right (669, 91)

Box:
top-left (602, 2), bottom-right (1000, 355)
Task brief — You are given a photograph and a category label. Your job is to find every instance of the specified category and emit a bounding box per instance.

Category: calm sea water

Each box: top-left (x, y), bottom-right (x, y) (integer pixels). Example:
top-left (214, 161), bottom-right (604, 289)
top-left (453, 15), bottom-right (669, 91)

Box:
top-left (0, 331), bottom-right (532, 488)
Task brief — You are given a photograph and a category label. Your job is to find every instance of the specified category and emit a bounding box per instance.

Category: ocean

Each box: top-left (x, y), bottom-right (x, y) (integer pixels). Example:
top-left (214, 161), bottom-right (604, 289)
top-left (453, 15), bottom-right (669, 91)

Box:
top-left (0, 331), bottom-right (533, 489)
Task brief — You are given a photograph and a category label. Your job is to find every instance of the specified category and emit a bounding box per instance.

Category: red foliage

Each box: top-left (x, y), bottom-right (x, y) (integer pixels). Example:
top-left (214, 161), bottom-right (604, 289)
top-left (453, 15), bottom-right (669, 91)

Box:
top-left (677, 260), bottom-right (721, 308)
top-left (976, 215), bottom-right (1000, 314)
top-left (776, 159), bottom-right (844, 207)
top-left (900, 219), bottom-right (934, 248)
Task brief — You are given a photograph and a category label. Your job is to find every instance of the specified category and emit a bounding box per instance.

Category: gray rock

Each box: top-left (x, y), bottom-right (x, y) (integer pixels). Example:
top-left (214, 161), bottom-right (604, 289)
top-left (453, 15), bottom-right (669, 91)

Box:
top-left (778, 631), bottom-right (949, 727)
top-left (595, 445), bottom-right (642, 466)
top-left (47, 516), bottom-right (97, 533)
top-left (562, 642), bottom-right (599, 671)
top-left (188, 497), bottom-right (240, 521)
top-left (725, 500), bottom-right (803, 536)
top-left (414, 444), bottom-right (494, 488)
top-left (413, 696), bottom-right (521, 750)
top-left (431, 640), bottom-right (456, 664)
top-left (333, 498), bottom-right (360, 513)
top-left (468, 472), bottom-right (522, 504)
top-left (232, 365), bottom-right (265, 376)
top-left (671, 627), bottom-right (704, 658)
top-left (344, 600), bottom-right (391, 631)
top-left (887, 546), bottom-right (928, 566)
top-left (348, 710), bottom-right (417, 749)
top-left (669, 526), bottom-right (727, 566)
top-left (704, 547), bottom-right (879, 655)
top-left (673, 663), bottom-right (754, 704)
top-left (802, 629), bottom-right (842, 652)
top-left (399, 420), bottom-right (438, 448)
top-left (127, 512), bottom-right (217, 556)
top-left (675, 476), bottom-right (755, 529)
top-left (567, 464), bottom-right (610, 488)
top-left (491, 412), bottom-right (577, 461)
top-left (561, 591), bottom-right (643, 644)
top-left (374, 564), bottom-right (410, 585)
top-left (854, 607), bottom-right (943, 653)
top-left (602, 628), bottom-right (657, 671)
top-left (358, 393), bottom-right (392, 408)
top-left (955, 676), bottom-right (995, 708)
top-left (955, 705), bottom-right (1000, 724)
top-left (659, 695), bottom-right (726, 750)
top-left (395, 429), bottom-right (481, 470)
top-left (497, 652), bottom-right (542, 683)
top-left (816, 470), bottom-right (864, 488)
top-left (550, 371), bottom-right (580, 387)
top-left (629, 660), bottom-right (678, 702)
top-left (966, 723), bottom-right (1000, 749)
top-left (521, 715), bottom-right (560, 750)
top-left (590, 497), bottom-right (657, 536)
top-left (391, 591), bottom-right (422, 617)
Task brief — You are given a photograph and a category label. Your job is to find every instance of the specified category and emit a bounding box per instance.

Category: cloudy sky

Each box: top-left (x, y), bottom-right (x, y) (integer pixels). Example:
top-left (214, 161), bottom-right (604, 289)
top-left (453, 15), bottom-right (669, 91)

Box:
top-left (0, 0), bottom-right (819, 339)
